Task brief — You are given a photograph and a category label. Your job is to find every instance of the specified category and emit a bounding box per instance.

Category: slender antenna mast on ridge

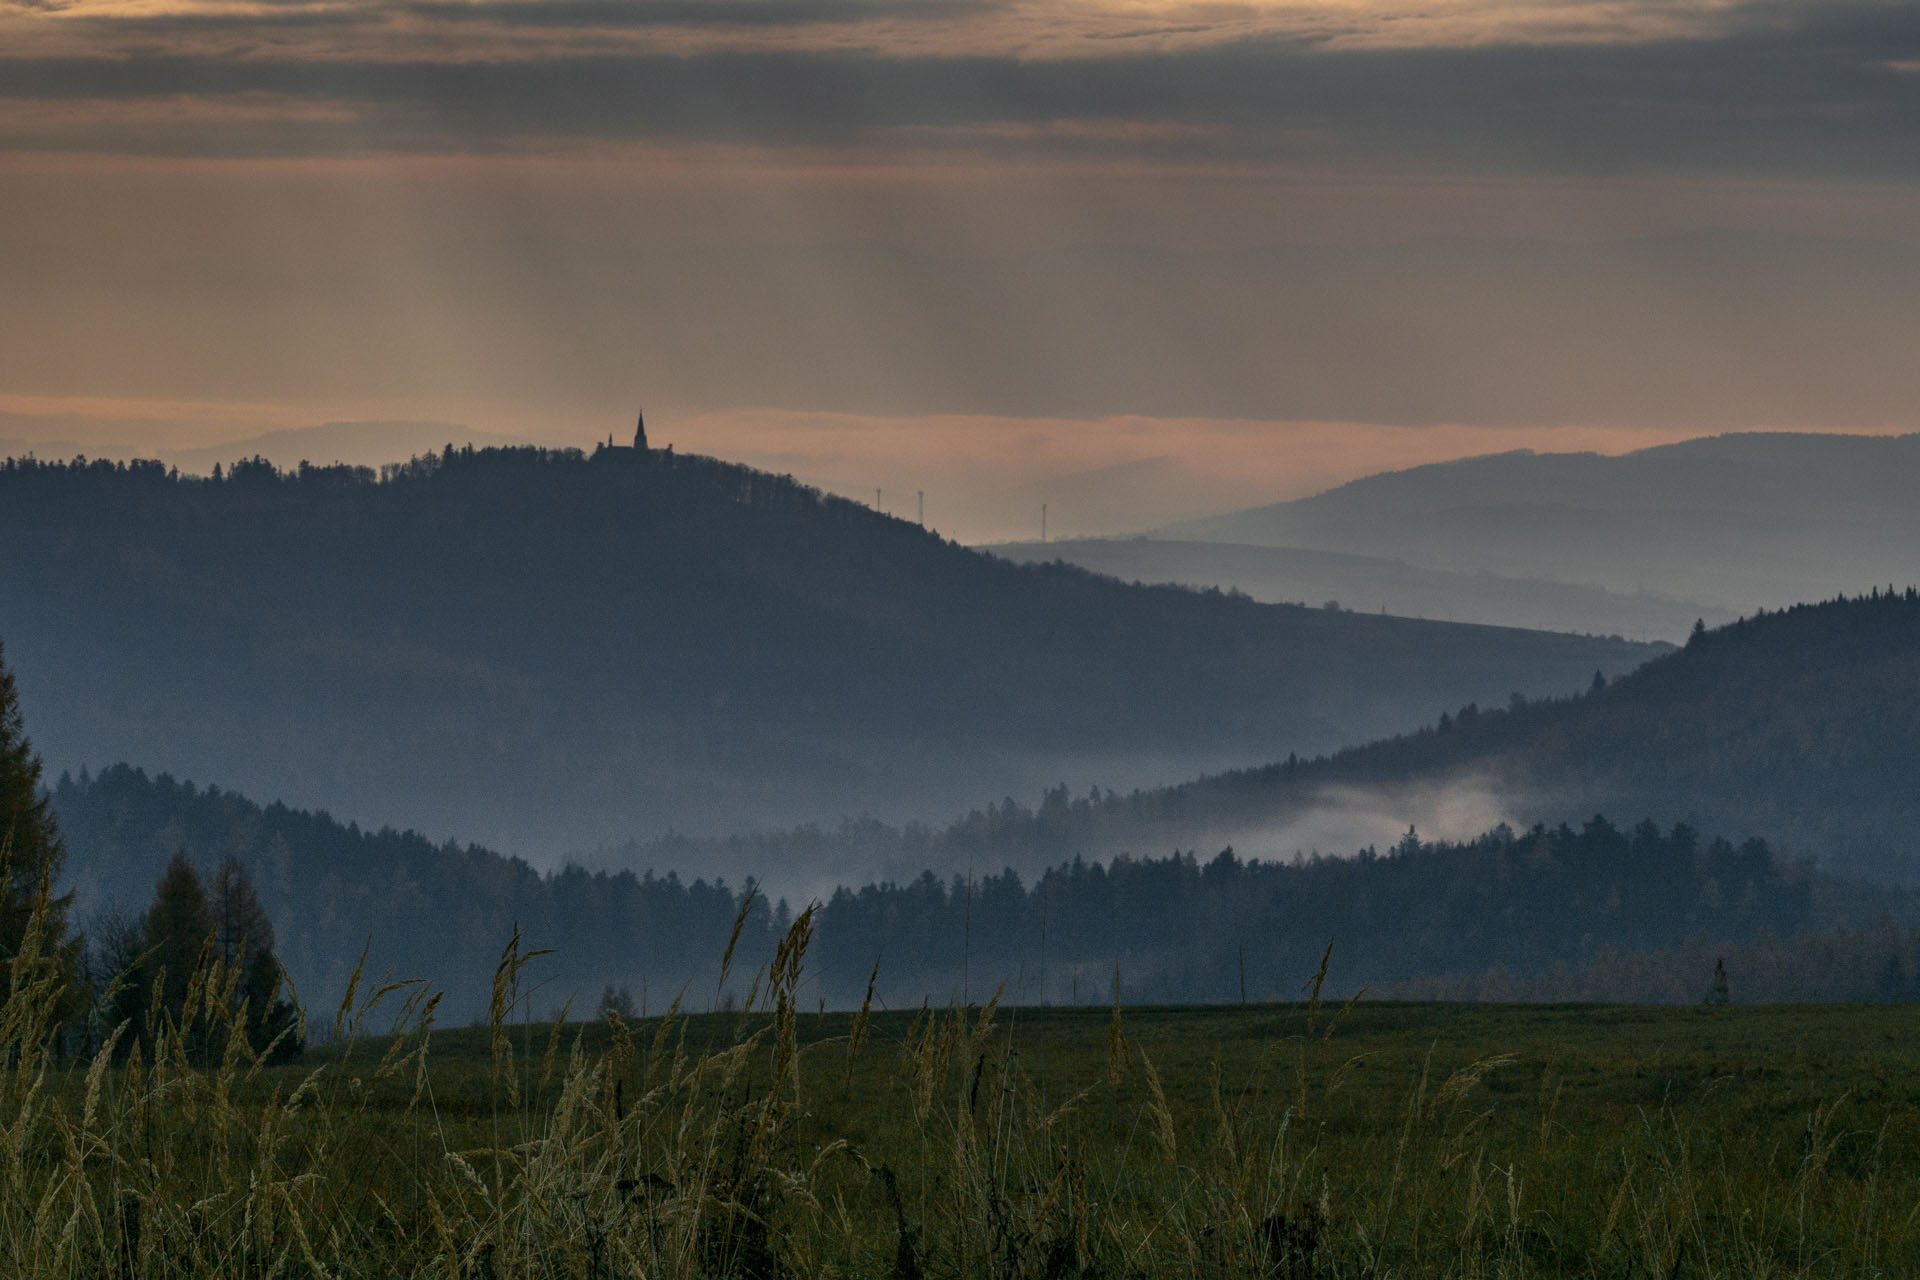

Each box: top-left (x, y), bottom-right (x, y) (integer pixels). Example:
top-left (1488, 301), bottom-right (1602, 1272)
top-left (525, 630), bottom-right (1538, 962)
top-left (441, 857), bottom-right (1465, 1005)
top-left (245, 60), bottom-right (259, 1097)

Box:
top-left (1041, 503), bottom-right (1047, 543)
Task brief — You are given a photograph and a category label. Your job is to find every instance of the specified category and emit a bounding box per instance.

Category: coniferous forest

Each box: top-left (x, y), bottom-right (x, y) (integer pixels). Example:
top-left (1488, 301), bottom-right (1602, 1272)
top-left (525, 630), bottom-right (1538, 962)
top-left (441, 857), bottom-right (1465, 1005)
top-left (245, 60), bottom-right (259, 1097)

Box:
top-left (51, 762), bottom-right (1918, 1022)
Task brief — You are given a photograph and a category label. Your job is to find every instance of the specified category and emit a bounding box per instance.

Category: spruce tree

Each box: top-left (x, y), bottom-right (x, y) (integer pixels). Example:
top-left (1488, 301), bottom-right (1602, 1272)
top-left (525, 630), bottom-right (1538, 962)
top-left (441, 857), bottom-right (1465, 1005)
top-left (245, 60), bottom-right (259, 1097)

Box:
top-left (209, 857), bottom-right (300, 1059)
top-left (0, 640), bottom-right (78, 1006)
top-left (120, 855), bottom-right (301, 1061)
top-left (144, 852), bottom-right (212, 1046)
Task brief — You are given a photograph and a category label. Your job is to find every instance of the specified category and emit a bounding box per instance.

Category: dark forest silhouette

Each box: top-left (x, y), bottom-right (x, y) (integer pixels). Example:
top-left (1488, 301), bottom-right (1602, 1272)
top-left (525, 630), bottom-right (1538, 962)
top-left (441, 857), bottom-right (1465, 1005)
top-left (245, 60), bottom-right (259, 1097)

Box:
top-left (53, 763), bottom-right (1918, 1022)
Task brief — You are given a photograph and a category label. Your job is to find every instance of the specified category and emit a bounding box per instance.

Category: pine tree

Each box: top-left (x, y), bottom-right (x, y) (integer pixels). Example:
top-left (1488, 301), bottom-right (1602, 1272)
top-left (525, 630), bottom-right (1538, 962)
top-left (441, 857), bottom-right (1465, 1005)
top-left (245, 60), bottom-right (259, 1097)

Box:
top-left (0, 640), bottom-right (79, 1008)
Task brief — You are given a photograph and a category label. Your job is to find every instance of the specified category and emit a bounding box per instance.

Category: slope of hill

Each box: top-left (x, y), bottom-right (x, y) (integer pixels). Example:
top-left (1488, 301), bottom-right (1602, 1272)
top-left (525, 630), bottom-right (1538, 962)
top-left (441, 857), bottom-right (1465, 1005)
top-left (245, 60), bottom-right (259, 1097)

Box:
top-left (988, 538), bottom-right (1727, 641)
top-left (52, 764), bottom-right (756, 1025)
top-left (604, 592), bottom-right (1920, 889)
top-left (1159, 432), bottom-right (1920, 612)
top-left (0, 446), bottom-right (1657, 854)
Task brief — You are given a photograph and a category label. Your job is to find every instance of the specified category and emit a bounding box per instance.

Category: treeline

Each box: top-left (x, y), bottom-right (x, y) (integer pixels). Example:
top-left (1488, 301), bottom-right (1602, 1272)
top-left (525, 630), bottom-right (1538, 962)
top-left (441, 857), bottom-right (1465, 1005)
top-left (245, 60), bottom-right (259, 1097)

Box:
top-left (802, 819), bottom-right (1831, 1007)
top-left (56, 764), bottom-right (1911, 1019)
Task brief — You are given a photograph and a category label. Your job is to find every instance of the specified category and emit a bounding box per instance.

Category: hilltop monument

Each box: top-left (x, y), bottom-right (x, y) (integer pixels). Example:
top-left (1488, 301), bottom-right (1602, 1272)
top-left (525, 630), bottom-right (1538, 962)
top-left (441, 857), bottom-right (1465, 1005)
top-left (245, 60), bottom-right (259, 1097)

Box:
top-left (597, 407), bottom-right (652, 459)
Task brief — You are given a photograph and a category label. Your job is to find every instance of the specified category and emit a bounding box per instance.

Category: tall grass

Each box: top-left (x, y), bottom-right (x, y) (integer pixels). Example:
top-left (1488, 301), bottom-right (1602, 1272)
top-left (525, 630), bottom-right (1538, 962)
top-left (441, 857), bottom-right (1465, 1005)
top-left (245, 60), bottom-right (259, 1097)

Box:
top-left (1, 875), bottom-right (1915, 1277)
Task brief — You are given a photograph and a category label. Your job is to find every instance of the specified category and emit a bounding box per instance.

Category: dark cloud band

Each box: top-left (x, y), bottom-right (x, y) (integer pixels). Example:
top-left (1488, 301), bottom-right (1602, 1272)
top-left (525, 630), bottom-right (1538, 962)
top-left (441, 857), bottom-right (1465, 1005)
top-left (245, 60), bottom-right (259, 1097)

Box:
top-left (2, 1), bottom-right (1917, 177)
top-left (404, 0), bottom-right (997, 28)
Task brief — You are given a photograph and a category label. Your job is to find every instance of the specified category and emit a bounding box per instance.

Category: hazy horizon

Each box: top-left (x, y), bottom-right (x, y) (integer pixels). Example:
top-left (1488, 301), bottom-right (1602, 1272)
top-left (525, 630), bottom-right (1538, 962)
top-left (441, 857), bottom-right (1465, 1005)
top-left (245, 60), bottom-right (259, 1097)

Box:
top-left (9, 414), bottom-right (1920, 547)
top-left (8, 0), bottom-right (1920, 545)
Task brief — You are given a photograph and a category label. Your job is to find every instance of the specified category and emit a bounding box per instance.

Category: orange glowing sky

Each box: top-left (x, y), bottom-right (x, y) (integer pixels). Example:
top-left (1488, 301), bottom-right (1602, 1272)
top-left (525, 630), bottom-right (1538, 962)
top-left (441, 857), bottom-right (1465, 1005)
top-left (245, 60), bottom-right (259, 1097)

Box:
top-left (4, 0), bottom-right (1919, 537)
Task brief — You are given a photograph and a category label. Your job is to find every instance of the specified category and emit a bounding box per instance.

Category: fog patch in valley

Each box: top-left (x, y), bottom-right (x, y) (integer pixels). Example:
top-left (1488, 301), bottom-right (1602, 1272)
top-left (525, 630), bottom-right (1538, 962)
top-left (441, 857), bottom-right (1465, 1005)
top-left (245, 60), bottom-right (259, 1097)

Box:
top-left (576, 771), bottom-right (1537, 917)
top-left (1203, 775), bottom-right (1529, 867)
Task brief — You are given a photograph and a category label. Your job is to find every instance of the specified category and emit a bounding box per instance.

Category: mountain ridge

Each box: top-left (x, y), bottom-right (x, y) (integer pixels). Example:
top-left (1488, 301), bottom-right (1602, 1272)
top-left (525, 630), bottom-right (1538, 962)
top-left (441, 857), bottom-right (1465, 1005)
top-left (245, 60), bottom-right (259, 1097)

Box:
top-left (988, 537), bottom-right (1727, 641)
top-left (1157, 432), bottom-right (1920, 611)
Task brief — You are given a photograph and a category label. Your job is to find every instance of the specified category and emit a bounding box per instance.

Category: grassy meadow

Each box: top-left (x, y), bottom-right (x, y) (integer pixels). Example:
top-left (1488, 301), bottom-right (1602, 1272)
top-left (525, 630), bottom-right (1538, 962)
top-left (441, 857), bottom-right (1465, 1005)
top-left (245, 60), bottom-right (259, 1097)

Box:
top-left (8, 908), bottom-right (1920, 1278)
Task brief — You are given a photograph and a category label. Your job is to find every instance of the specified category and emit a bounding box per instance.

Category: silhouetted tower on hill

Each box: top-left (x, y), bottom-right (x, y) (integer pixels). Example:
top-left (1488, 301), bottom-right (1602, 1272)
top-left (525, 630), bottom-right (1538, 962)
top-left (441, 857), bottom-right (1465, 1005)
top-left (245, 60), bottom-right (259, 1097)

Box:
top-left (594, 407), bottom-right (654, 461)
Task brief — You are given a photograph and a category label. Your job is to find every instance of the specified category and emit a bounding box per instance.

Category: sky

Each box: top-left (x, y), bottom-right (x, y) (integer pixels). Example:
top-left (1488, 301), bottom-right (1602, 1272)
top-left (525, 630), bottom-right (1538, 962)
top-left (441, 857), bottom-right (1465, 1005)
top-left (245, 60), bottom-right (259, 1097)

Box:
top-left (5, 0), bottom-right (1920, 539)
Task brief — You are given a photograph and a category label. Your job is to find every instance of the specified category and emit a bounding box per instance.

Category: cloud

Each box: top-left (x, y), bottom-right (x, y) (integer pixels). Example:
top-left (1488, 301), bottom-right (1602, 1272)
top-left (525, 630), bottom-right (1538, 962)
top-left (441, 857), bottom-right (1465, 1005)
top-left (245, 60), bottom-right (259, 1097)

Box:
top-left (1083, 25), bottom-right (1221, 43)
top-left (403, 0), bottom-right (998, 28)
top-left (0, 0), bottom-right (1915, 178)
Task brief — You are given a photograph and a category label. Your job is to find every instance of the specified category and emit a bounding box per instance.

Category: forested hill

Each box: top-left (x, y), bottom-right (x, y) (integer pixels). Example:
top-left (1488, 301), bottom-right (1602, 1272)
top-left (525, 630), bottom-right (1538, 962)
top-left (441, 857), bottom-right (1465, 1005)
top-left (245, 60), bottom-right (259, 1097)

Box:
top-left (53, 764), bottom-right (1915, 1019)
top-left (1183, 590), bottom-right (1920, 886)
top-left (0, 447), bottom-right (1655, 854)
top-left (601, 591), bottom-right (1920, 889)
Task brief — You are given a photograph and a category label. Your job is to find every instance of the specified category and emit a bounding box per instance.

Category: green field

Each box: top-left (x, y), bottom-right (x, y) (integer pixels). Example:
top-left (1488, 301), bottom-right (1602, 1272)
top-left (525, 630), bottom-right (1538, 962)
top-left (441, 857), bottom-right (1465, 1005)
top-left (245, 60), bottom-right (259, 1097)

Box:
top-left (9, 922), bottom-right (1920, 1277)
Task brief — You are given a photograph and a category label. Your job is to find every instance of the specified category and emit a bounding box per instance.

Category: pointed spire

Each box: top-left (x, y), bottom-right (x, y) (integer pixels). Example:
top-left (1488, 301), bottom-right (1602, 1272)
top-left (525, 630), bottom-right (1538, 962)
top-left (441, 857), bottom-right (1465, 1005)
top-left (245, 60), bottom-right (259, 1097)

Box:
top-left (634, 406), bottom-right (648, 452)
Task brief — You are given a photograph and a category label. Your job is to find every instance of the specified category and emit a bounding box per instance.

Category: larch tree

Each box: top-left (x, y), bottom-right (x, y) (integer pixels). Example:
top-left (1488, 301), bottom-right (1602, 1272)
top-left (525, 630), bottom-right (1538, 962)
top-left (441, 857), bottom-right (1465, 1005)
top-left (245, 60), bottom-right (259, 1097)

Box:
top-left (209, 857), bottom-right (300, 1058)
